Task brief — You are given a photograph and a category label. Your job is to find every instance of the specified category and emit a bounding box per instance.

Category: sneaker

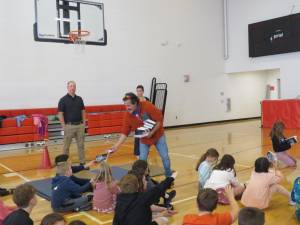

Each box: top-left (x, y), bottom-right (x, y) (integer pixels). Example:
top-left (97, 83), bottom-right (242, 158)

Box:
top-left (266, 151), bottom-right (277, 164)
top-left (87, 194), bottom-right (94, 202)
top-left (164, 190), bottom-right (176, 206)
top-left (164, 203), bottom-right (174, 210)
top-left (289, 200), bottom-right (296, 206)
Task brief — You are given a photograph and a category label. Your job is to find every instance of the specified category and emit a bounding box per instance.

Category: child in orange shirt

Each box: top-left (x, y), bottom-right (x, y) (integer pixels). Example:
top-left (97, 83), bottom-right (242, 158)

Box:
top-left (182, 185), bottom-right (239, 225)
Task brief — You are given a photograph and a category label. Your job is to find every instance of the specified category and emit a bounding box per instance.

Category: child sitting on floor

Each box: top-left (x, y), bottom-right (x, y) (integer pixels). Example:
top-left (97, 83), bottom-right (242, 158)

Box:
top-left (131, 160), bottom-right (176, 208)
top-left (241, 157), bottom-right (295, 209)
top-left (238, 207), bottom-right (265, 225)
top-left (204, 154), bottom-right (245, 203)
top-left (195, 148), bottom-right (219, 189)
top-left (182, 185), bottom-right (239, 225)
top-left (113, 171), bottom-right (177, 225)
top-left (40, 213), bottom-right (66, 225)
top-left (51, 161), bottom-right (94, 212)
top-left (93, 161), bottom-right (120, 213)
top-left (3, 184), bottom-right (37, 225)
top-left (291, 176), bottom-right (300, 220)
top-left (268, 121), bottom-right (297, 167)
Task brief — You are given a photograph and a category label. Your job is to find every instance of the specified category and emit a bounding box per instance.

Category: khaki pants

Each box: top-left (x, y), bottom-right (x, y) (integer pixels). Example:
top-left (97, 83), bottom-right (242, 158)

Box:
top-left (63, 124), bottom-right (85, 163)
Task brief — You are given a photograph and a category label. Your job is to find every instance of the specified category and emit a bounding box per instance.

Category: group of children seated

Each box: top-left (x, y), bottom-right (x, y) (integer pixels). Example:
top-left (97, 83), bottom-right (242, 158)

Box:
top-left (189, 121), bottom-right (300, 224)
top-left (0, 120), bottom-right (299, 225)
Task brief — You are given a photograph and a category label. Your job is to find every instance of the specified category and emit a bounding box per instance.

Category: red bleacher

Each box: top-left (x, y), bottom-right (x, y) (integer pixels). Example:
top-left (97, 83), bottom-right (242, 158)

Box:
top-left (0, 104), bottom-right (126, 145)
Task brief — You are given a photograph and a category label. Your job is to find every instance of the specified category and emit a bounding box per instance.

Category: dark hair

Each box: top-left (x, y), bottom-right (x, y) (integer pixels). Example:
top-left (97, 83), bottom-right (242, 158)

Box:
top-left (68, 221), bottom-right (87, 225)
top-left (196, 148), bottom-right (219, 171)
top-left (214, 154), bottom-right (236, 175)
top-left (254, 157), bottom-right (270, 173)
top-left (238, 207), bottom-right (265, 225)
top-left (136, 85), bottom-right (144, 91)
top-left (40, 213), bottom-right (65, 225)
top-left (197, 188), bottom-right (218, 212)
top-left (13, 184), bottom-right (36, 208)
top-left (55, 154), bottom-right (69, 165)
top-left (128, 170), bottom-right (144, 192)
top-left (269, 121), bottom-right (285, 139)
top-left (132, 160), bottom-right (149, 176)
top-left (122, 92), bottom-right (140, 105)
top-left (119, 174), bottom-right (139, 193)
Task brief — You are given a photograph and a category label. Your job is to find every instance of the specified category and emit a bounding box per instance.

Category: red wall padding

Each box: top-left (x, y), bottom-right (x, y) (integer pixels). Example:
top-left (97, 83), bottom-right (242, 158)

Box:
top-left (88, 126), bottom-right (122, 135)
top-left (0, 126), bottom-right (36, 136)
top-left (261, 99), bottom-right (300, 128)
top-left (0, 104), bottom-right (126, 144)
top-left (0, 108), bottom-right (57, 117)
top-left (1, 118), bottom-right (34, 128)
top-left (0, 134), bottom-right (48, 145)
top-left (86, 105), bottom-right (125, 113)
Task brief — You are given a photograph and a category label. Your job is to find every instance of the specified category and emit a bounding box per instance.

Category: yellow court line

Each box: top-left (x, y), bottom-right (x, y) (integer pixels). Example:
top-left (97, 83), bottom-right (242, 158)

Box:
top-left (67, 212), bottom-right (110, 225)
top-left (81, 212), bottom-right (104, 224)
top-left (101, 219), bottom-right (113, 224)
top-left (0, 162), bottom-right (31, 182)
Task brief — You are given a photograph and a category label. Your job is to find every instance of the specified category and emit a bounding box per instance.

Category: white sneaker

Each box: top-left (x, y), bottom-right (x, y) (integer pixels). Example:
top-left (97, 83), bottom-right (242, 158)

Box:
top-left (266, 151), bottom-right (277, 164)
top-left (289, 200), bottom-right (296, 206)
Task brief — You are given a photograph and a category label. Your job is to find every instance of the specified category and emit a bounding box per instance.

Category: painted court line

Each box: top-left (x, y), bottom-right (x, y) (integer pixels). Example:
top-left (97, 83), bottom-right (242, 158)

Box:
top-left (67, 212), bottom-right (107, 225)
top-left (81, 212), bottom-right (104, 224)
top-left (0, 162), bottom-right (31, 182)
top-left (3, 172), bottom-right (19, 177)
top-left (235, 163), bottom-right (252, 168)
top-left (169, 152), bottom-right (252, 169)
top-left (169, 152), bottom-right (198, 159)
top-left (101, 219), bottom-right (113, 224)
top-left (172, 195), bottom-right (197, 205)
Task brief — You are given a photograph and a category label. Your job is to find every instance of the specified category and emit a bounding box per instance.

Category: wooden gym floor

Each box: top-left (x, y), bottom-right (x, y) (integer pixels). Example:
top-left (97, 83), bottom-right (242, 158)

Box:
top-left (0, 118), bottom-right (299, 225)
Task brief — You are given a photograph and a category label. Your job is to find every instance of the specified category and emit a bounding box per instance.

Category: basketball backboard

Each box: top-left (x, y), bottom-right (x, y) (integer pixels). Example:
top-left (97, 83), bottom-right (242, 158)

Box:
top-left (33, 0), bottom-right (107, 45)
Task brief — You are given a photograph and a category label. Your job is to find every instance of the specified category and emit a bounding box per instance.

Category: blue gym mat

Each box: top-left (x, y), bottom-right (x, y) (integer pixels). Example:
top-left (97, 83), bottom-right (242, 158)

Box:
top-left (28, 166), bottom-right (128, 201)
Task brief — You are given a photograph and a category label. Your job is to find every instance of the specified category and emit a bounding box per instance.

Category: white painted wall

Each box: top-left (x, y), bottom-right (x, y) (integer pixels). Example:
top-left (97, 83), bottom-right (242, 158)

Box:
top-left (0, 0), bottom-right (270, 126)
top-left (226, 0), bottom-right (300, 99)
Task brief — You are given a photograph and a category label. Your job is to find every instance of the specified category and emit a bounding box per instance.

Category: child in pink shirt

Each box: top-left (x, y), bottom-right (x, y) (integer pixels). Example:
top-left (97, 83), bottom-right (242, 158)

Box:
top-left (93, 162), bottom-right (120, 213)
top-left (241, 157), bottom-right (295, 209)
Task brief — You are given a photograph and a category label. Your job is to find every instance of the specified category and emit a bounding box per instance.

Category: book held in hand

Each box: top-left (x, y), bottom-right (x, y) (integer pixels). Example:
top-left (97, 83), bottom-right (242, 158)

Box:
top-left (286, 136), bottom-right (298, 145)
top-left (134, 119), bottom-right (156, 138)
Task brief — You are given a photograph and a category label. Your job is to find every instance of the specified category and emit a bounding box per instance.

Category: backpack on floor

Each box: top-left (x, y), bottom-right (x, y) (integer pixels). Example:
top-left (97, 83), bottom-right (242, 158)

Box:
top-left (291, 177), bottom-right (300, 220)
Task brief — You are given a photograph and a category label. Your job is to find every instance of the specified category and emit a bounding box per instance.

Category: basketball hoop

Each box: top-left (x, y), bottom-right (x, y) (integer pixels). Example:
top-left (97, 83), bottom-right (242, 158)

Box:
top-left (69, 30), bottom-right (90, 53)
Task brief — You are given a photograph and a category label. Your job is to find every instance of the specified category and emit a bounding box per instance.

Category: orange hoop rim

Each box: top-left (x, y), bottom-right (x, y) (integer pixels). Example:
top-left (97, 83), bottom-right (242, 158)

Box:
top-left (69, 30), bottom-right (90, 42)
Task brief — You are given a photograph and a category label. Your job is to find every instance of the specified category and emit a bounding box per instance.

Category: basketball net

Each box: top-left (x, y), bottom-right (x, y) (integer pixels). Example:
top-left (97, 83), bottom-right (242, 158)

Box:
top-left (69, 30), bottom-right (90, 54)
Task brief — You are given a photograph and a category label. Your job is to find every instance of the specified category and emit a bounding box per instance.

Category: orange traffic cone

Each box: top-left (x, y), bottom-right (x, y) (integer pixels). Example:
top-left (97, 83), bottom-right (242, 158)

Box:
top-left (41, 144), bottom-right (52, 169)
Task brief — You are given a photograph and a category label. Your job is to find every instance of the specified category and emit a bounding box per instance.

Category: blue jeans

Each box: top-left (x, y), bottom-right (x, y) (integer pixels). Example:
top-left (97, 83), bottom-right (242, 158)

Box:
top-left (139, 135), bottom-right (172, 177)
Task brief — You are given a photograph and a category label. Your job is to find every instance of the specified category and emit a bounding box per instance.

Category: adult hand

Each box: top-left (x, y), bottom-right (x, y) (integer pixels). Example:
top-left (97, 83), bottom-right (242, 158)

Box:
top-left (146, 132), bottom-right (153, 139)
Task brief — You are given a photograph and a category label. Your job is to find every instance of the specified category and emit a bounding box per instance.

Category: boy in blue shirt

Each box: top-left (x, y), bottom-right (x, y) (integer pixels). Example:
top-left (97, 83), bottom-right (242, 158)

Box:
top-left (51, 161), bottom-right (94, 212)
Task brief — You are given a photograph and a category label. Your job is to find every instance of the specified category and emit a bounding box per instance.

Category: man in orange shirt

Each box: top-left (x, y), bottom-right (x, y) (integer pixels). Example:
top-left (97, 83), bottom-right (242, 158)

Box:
top-left (182, 186), bottom-right (239, 225)
top-left (111, 92), bottom-right (172, 177)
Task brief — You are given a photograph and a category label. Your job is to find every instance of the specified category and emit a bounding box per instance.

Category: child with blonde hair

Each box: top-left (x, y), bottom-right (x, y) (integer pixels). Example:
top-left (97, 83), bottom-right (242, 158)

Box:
top-left (196, 148), bottom-right (219, 188)
top-left (93, 161), bottom-right (120, 213)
